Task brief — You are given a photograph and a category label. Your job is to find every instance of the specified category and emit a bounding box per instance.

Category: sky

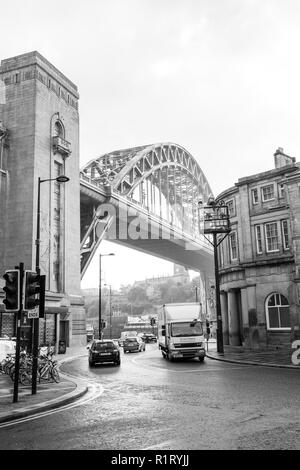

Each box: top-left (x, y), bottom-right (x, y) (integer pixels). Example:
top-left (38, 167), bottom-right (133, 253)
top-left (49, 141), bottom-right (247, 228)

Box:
top-left (1, 0), bottom-right (300, 288)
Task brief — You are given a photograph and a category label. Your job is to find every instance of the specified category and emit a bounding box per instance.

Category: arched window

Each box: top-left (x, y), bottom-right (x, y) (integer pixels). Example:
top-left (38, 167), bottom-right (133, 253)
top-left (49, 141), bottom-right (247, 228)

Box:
top-left (54, 120), bottom-right (64, 139)
top-left (266, 293), bottom-right (290, 330)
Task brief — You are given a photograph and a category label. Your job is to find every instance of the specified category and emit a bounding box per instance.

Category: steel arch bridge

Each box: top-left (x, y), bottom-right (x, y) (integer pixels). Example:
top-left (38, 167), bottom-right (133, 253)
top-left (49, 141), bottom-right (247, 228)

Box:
top-left (80, 142), bottom-right (214, 278)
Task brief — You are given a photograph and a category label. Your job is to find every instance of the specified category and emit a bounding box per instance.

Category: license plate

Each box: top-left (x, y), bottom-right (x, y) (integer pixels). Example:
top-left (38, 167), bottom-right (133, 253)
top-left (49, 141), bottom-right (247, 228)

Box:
top-left (99, 353), bottom-right (111, 356)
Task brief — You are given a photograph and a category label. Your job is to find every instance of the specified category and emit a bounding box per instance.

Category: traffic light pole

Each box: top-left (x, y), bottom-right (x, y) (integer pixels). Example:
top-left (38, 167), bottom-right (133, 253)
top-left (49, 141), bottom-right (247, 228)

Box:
top-left (13, 262), bottom-right (24, 403)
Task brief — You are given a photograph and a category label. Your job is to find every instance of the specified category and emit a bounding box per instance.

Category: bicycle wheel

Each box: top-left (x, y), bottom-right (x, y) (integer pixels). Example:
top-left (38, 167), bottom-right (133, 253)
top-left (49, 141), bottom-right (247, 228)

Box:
top-left (20, 371), bottom-right (32, 385)
top-left (51, 368), bottom-right (60, 383)
top-left (9, 366), bottom-right (15, 381)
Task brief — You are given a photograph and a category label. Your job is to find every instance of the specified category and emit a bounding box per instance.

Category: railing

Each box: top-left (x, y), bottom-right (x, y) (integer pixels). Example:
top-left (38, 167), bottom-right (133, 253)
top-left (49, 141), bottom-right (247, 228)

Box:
top-left (52, 135), bottom-right (71, 157)
top-left (79, 173), bottom-right (213, 253)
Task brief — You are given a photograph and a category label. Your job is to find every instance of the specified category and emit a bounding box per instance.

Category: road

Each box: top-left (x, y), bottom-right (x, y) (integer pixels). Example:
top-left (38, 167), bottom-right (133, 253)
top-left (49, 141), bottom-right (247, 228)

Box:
top-left (0, 344), bottom-right (299, 450)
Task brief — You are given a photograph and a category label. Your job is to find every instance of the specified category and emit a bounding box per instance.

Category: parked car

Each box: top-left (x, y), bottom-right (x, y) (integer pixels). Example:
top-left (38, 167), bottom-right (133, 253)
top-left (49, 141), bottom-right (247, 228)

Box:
top-left (142, 333), bottom-right (157, 343)
top-left (123, 336), bottom-right (146, 353)
top-left (87, 340), bottom-right (121, 367)
top-left (86, 325), bottom-right (94, 342)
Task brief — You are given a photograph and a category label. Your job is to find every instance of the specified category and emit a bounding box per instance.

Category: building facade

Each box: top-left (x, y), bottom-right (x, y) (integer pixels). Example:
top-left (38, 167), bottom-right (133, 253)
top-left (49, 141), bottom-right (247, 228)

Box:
top-left (217, 148), bottom-right (300, 349)
top-left (0, 51), bottom-right (86, 349)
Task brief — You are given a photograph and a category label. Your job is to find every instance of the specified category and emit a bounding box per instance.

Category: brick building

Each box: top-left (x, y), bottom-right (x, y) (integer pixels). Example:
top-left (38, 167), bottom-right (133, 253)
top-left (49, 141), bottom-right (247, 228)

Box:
top-left (0, 51), bottom-right (85, 349)
top-left (216, 148), bottom-right (300, 349)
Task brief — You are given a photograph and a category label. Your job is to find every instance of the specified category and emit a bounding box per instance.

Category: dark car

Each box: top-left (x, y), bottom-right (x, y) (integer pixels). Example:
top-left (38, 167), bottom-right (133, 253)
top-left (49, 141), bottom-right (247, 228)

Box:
top-left (88, 340), bottom-right (121, 367)
top-left (123, 336), bottom-right (145, 353)
top-left (142, 333), bottom-right (157, 343)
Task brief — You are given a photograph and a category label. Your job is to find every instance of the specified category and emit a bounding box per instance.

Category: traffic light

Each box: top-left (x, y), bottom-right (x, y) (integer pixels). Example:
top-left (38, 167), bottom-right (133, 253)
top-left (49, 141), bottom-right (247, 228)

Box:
top-left (150, 317), bottom-right (156, 326)
top-left (24, 270), bottom-right (41, 311)
top-left (3, 270), bottom-right (20, 311)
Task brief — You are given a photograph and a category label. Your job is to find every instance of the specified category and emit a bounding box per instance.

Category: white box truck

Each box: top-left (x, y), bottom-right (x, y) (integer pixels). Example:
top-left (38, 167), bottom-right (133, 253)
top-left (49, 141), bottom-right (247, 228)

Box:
top-left (158, 303), bottom-right (206, 362)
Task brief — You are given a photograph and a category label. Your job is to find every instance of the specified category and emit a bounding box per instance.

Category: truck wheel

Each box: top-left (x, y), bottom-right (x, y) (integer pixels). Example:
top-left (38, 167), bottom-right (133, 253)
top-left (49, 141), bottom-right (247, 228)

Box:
top-left (167, 352), bottom-right (173, 361)
top-left (199, 356), bottom-right (205, 362)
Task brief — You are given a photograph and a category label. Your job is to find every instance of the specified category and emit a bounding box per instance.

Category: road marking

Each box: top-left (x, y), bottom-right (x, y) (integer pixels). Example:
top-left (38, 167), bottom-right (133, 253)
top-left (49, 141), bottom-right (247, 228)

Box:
top-left (0, 382), bottom-right (104, 429)
top-left (143, 440), bottom-right (176, 450)
top-left (129, 357), bottom-right (253, 373)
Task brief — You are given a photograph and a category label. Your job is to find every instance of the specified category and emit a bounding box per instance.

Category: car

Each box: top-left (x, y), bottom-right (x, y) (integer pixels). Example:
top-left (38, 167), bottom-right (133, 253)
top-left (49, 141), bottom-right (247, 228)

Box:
top-left (87, 339), bottom-right (121, 367)
top-left (123, 336), bottom-right (146, 353)
top-left (142, 333), bottom-right (157, 343)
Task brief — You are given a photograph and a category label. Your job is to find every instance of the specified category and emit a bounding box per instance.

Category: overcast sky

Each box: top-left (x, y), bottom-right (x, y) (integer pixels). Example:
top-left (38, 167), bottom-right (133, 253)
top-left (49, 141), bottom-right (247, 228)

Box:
top-left (1, 0), bottom-right (300, 288)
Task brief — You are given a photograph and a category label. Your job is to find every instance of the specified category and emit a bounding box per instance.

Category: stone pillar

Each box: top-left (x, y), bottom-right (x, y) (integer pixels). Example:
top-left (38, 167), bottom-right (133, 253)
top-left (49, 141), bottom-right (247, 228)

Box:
top-left (241, 287), bottom-right (250, 347)
top-left (228, 290), bottom-right (241, 346)
top-left (220, 291), bottom-right (229, 345)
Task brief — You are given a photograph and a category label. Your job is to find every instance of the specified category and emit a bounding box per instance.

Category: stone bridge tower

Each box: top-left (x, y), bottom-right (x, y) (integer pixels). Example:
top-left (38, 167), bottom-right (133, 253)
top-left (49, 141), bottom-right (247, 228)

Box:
top-left (0, 51), bottom-right (85, 347)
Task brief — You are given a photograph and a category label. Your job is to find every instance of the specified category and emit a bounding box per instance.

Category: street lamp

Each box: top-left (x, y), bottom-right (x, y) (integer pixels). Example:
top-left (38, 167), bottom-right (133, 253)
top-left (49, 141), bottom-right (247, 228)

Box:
top-left (104, 284), bottom-right (112, 339)
top-left (199, 198), bottom-right (230, 354)
top-left (32, 174), bottom-right (70, 394)
top-left (99, 253), bottom-right (115, 339)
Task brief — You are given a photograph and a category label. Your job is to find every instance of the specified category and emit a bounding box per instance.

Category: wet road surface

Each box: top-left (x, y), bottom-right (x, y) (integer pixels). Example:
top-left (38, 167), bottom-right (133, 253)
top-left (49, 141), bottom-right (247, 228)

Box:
top-left (0, 344), bottom-right (299, 450)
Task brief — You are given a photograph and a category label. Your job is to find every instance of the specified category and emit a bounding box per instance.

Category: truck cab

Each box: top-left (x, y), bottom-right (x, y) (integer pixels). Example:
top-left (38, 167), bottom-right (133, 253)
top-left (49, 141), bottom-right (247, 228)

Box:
top-left (158, 303), bottom-right (206, 362)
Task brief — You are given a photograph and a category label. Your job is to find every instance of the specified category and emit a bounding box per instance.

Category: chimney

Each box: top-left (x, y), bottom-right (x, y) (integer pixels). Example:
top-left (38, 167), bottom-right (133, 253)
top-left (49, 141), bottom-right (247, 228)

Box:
top-left (274, 147), bottom-right (295, 169)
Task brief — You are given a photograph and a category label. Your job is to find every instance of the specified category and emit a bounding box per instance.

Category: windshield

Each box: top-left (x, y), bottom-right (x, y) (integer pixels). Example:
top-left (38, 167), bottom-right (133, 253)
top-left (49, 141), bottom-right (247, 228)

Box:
top-left (124, 338), bottom-right (138, 343)
top-left (171, 321), bottom-right (203, 337)
top-left (92, 342), bottom-right (114, 351)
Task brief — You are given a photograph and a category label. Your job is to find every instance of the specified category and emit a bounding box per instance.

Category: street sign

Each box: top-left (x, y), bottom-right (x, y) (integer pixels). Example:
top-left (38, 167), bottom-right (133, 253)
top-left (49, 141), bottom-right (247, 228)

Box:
top-left (27, 307), bottom-right (39, 318)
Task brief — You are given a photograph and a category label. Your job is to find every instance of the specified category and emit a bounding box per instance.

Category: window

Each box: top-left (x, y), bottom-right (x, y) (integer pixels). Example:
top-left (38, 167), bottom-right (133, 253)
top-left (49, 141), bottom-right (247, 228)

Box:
top-left (255, 225), bottom-right (263, 254)
top-left (261, 184), bottom-right (275, 202)
top-left (54, 120), bottom-right (64, 138)
top-left (266, 293), bottom-right (290, 330)
top-left (251, 188), bottom-right (258, 205)
top-left (53, 162), bottom-right (63, 292)
top-left (281, 220), bottom-right (289, 250)
top-left (278, 183), bottom-right (285, 199)
top-left (227, 199), bottom-right (235, 217)
top-left (265, 222), bottom-right (279, 252)
top-left (14, 73), bottom-right (20, 84)
top-left (229, 231), bottom-right (238, 261)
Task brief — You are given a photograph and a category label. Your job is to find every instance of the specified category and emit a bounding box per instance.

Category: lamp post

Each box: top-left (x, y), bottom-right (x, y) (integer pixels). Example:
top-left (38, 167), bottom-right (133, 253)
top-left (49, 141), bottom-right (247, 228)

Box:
top-left (32, 174), bottom-right (69, 395)
top-left (104, 284), bottom-right (112, 339)
top-left (199, 198), bottom-right (230, 354)
top-left (99, 253), bottom-right (114, 339)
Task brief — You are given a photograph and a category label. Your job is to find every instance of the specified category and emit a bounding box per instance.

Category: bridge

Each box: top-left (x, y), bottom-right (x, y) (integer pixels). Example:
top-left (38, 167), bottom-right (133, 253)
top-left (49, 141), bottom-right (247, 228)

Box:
top-left (80, 142), bottom-right (214, 278)
top-left (0, 52), bottom-right (215, 349)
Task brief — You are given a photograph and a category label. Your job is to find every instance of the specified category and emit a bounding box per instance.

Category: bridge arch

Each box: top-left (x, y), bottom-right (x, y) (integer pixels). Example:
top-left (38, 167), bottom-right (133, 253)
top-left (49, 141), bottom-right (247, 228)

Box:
top-left (81, 143), bottom-right (213, 235)
top-left (80, 143), bottom-right (214, 277)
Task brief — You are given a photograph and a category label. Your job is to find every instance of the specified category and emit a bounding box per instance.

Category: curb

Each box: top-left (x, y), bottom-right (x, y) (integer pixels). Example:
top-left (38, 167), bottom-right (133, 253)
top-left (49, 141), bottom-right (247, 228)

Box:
top-left (206, 353), bottom-right (300, 370)
top-left (0, 352), bottom-right (89, 425)
top-left (0, 382), bottom-right (88, 424)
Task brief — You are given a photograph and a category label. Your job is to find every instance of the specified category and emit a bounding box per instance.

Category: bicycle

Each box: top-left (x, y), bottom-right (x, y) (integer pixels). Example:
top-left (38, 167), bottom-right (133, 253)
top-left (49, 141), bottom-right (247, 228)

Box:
top-left (38, 352), bottom-right (60, 383)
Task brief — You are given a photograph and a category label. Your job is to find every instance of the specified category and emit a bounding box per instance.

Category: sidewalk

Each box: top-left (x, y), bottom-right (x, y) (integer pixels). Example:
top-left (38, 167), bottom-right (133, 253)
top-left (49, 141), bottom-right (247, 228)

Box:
top-left (206, 342), bottom-right (300, 370)
top-left (0, 345), bottom-right (88, 424)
